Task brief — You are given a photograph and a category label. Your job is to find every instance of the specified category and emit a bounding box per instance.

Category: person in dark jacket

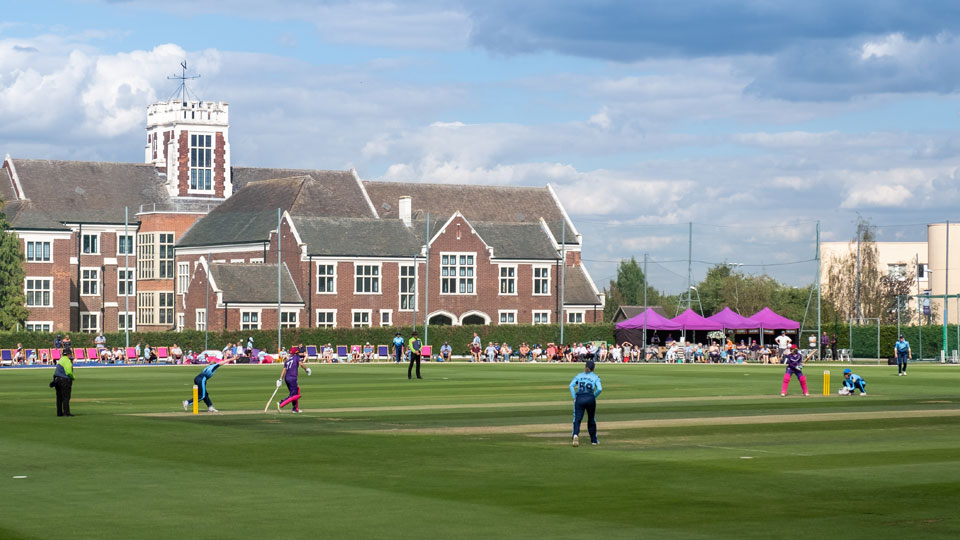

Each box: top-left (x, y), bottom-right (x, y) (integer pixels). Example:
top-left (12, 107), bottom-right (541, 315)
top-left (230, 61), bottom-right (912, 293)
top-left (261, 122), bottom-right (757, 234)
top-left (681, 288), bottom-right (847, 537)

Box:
top-left (51, 348), bottom-right (76, 416)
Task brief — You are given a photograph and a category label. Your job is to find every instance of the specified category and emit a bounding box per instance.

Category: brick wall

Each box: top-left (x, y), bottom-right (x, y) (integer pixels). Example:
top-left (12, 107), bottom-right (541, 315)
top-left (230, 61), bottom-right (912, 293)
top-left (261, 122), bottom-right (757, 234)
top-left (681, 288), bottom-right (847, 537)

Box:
top-left (214, 132), bottom-right (226, 198)
top-left (176, 131), bottom-right (189, 196)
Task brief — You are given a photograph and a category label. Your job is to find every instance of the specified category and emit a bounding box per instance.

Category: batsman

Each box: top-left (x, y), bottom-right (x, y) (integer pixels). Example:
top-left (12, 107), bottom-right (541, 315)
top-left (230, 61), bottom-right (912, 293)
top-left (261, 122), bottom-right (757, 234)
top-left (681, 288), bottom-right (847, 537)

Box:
top-left (277, 346), bottom-right (310, 413)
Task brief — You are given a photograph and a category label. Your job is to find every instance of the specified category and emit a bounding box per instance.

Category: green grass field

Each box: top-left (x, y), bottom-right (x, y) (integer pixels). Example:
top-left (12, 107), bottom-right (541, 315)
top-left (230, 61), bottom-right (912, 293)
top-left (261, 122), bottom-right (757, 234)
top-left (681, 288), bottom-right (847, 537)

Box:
top-left (2, 362), bottom-right (959, 539)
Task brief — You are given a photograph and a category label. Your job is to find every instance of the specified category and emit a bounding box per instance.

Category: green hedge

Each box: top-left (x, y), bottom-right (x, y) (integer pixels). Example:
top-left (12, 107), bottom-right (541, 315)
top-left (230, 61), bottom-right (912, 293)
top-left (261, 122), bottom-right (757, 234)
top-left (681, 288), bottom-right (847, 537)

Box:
top-left (799, 324), bottom-right (958, 359)
top-left (0, 324), bottom-right (617, 357)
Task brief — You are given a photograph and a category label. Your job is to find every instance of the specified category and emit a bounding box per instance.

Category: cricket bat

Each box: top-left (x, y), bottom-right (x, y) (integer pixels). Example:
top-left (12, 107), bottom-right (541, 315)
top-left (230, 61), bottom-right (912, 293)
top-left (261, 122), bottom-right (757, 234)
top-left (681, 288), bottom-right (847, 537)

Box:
top-left (264, 385), bottom-right (281, 413)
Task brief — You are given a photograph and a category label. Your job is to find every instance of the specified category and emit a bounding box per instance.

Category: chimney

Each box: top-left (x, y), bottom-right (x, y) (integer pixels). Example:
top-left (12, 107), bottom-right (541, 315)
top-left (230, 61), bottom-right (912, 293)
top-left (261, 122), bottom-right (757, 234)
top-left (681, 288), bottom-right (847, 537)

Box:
top-left (399, 196), bottom-right (412, 227)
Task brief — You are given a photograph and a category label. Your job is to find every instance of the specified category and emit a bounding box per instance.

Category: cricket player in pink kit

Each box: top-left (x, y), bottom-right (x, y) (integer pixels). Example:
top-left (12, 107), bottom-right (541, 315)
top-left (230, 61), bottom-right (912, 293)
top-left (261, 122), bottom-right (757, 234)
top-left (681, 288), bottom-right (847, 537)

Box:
top-left (781, 344), bottom-right (808, 396)
top-left (277, 347), bottom-right (310, 412)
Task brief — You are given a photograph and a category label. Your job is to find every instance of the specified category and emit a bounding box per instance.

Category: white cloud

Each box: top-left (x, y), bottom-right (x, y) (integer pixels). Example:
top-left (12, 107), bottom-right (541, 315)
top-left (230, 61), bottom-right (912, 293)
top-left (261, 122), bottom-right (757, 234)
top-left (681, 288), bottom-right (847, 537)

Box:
top-left (841, 183), bottom-right (914, 208)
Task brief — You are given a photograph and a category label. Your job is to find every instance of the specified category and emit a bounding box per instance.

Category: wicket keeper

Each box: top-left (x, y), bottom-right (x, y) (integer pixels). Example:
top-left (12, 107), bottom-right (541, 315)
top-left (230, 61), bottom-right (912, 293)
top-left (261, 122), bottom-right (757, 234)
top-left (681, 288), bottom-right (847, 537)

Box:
top-left (569, 360), bottom-right (602, 447)
top-left (183, 358), bottom-right (232, 412)
top-left (840, 368), bottom-right (867, 396)
top-left (277, 346), bottom-right (310, 413)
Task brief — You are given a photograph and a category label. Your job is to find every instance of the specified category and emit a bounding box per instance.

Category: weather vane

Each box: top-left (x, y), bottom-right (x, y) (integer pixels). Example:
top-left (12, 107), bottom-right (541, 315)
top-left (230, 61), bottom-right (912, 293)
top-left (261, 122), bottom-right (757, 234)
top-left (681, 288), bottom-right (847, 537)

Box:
top-left (168, 60), bottom-right (201, 105)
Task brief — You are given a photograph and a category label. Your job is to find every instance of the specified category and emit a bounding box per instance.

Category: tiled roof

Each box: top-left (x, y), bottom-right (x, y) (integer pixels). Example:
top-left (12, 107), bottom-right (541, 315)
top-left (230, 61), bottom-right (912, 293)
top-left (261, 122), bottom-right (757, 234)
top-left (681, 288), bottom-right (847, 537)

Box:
top-left (291, 216), bottom-right (423, 257)
top-left (4, 159), bottom-right (167, 227)
top-left (362, 181), bottom-right (578, 244)
top-left (178, 174), bottom-right (375, 248)
top-left (563, 264), bottom-right (603, 305)
top-left (209, 263), bottom-right (303, 304)
top-left (231, 167), bottom-right (373, 217)
top-left (471, 221), bottom-right (558, 260)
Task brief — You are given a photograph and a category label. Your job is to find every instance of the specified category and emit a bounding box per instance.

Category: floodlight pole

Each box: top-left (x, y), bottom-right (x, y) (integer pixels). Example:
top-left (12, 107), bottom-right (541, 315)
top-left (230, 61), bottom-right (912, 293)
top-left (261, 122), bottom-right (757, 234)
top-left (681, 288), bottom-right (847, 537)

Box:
top-left (560, 224), bottom-right (566, 345)
top-left (944, 220), bottom-right (949, 358)
top-left (277, 208), bottom-right (282, 354)
top-left (424, 213), bottom-right (430, 347)
top-left (816, 221), bottom-right (821, 360)
top-left (643, 252), bottom-right (648, 346)
top-left (124, 207), bottom-right (129, 348)
top-left (687, 222), bottom-right (693, 311)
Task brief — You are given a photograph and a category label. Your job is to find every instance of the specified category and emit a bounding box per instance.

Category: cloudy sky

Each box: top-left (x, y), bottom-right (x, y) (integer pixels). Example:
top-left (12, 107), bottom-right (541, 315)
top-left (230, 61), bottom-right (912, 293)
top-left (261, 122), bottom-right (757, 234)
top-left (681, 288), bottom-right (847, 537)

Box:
top-left (3, 1), bottom-right (959, 292)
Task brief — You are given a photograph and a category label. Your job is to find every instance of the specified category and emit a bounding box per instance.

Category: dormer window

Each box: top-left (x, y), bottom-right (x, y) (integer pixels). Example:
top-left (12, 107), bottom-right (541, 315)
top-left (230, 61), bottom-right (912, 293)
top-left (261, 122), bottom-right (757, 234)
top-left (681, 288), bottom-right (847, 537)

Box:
top-left (190, 134), bottom-right (213, 191)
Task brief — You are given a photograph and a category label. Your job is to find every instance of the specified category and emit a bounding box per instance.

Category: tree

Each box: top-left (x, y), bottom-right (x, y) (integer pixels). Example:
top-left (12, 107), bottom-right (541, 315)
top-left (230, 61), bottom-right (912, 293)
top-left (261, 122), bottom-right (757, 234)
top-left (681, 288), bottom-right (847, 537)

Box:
top-left (603, 257), bottom-right (660, 320)
top-left (823, 216), bottom-right (915, 324)
top-left (0, 199), bottom-right (28, 330)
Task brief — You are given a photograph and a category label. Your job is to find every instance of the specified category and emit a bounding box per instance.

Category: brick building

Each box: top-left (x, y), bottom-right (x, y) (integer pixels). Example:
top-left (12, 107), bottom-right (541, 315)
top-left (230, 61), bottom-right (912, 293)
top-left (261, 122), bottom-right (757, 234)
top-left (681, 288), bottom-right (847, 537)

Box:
top-left (2, 95), bottom-right (603, 333)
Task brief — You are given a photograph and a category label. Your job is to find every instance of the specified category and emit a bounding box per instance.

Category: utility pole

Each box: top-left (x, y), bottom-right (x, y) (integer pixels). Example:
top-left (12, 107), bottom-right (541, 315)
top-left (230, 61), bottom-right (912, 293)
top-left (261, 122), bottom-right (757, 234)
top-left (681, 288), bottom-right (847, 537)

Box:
top-left (816, 221), bottom-right (821, 360)
top-left (560, 224), bottom-right (566, 345)
top-left (687, 222), bottom-right (693, 311)
top-left (944, 220), bottom-right (949, 357)
top-left (124, 207), bottom-right (130, 348)
top-left (917, 253), bottom-right (922, 360)
top-left (424, 213), bottom-right (431, 347)
top-left (643, 252), bottom-right (648, 345)
top-left (277, 208), bottom-right (282, 354)
top-left (855, 228), bottom-right (862, 323)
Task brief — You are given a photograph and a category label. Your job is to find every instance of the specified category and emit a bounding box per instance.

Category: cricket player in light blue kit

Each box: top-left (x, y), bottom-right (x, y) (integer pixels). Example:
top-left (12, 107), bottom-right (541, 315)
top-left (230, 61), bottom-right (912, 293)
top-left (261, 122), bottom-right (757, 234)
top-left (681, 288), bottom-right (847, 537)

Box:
top-left (569, 360), bottom-right (602, 447)
top-left (182, 358), bottom-right (232, 412)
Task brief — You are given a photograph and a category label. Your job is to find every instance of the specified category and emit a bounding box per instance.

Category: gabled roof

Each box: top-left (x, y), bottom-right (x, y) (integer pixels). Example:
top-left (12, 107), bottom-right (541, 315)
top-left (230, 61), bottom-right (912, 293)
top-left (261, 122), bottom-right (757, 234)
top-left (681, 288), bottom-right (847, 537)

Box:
top-left (291, 216), bottom-right (423, 258)
top-left (232, 167), bottom-right (374, 216)
top-left (612, 305), bottom-right (668, 322)
top-left (471, 221), bottom-right (558, 260)
top-left (208, 262), bottom-right (303, 304)
top-left (563, 264), bottom-right (603, 305)
top-left (362, 181), bottom-right (578, 244)
top-left (178, 174), bottom-right (375, 248)
top-left (3, 159), bottom-right (167, 227)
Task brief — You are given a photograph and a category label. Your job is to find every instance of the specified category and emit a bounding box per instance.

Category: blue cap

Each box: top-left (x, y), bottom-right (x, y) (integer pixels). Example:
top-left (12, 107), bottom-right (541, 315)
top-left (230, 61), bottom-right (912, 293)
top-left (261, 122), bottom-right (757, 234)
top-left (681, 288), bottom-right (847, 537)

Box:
top-left (843, 368), bottom-right (851, 374)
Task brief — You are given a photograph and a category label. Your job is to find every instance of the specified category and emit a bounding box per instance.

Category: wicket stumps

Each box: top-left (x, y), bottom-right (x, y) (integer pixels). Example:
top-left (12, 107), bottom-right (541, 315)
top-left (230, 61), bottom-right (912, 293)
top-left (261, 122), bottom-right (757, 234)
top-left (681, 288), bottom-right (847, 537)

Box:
top-left (823, 370), bottom-right (830, 396)
top-left (193, 385), bottom-right (199, 415)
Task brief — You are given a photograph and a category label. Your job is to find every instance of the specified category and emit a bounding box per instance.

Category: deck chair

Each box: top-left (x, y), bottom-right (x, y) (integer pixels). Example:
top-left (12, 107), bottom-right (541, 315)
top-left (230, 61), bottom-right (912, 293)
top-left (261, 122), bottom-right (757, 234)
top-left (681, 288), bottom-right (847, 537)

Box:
top-left (305, 345), bottom-right (319, 360)
top-left (25, 350), bottom-right (35, 364)
top-left (0, 349), bottom-right (12, 365)
top-left (336, 345), bottom-right (348, 362)
top-left (125, 347), bottom-right (137, 361)
top-left (86, 348), bottom-right (99, 361)
top-left (421, 345), bottom-right (432, 360)
top-left (39, 349), bottom-right (51, 364)
top-left (156, 347), bottom-right (169, 363)
top-left (362, 344), bottom-right (374, 361)
top-left (350, 345), bottom-right (361, 362)
top-left (51, 348), bottom-right (62, 361)
top-left (74, 348), bottom-right (86, 360)
top-left (377, 345), bottom-right (389, 360)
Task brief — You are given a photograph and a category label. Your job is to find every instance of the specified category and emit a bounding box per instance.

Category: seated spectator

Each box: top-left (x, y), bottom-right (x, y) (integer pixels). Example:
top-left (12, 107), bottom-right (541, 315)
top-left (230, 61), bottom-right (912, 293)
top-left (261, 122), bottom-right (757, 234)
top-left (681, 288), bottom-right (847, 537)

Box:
top-left (485, 342), bottom-right (496, 362)
top-left (469, 341), bottom-right (482, 362)
top-left (666, 343), bottom-right (679, 362)
top-left (494, 342), bottom-right (503, 361)
top-left (621, 341), bottom-right (633, 361)
top-left (27, 349), bottom-right (37, 365)
top-left (684, 342), bottom-right (694, 362)
top-left (530, 343), bottom-right (542, 361)
top-left (749, 340), bottom-right (760, 362)
top-left (760, 345), bottom-right (772, 364)
top-left (170, 343), bottom-right (184, 364)
top-left (101, 347), bottom-right (114, 363)
top-left (645, 344), bottom-right (657, 362)
top-left (735, 340), bottom-right (748, 362)
top-left (439, 342), bottom-right (452, 362)
top-left (500, 342), bottom-right (513, 362)
top-left (694, 343), bottom-right (705, 363)
top-left (518, 342), bottom-right (531, 361)
top-left (596, 343), bottom-right (607, 362)
top-left (609, 344), bottom-right (622, 363)
top-left (322, 344), bottom-right (335, 363)
top-left (363, 342), bottom-right (374, 362)
top-left (708, 342), bottom-right (721, 363)
top-left (143, 344), bottom-right (157, 363)
top-left (223, 343), bottom-right (235, 362)
top-left (13, 343), bottom-right (24, 365)
top-left (586, 342), bottom-right (598, 361)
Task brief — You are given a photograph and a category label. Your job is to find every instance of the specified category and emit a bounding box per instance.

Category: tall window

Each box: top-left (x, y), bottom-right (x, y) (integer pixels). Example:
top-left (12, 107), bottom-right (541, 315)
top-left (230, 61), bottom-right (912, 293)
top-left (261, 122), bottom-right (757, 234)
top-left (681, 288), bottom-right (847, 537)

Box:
top-left (240, 311), bottom-right (260, 330)
top-left (190, 133), bottom-right (213, 191)
top-left (280, 311), bottom-right (299, 329)
top-left (567, 311), bottom-right (584, 324)
top-left (137, 233), bottom-right (155, 279)
top-left (117, 235), bottom-right (134, 255)
top-left (177, 313), bottom-right (185, 332)
top-left (499, 266), bottom-right (516, 295)
top-left (441, 253), bottom-right (475, 294)
top-left (81, 233), bottom-right (98, 254)
top-left (25, 278), bottom-right (52, 307)
top-left (196, 309), bottom-right (206, 331)
top-left (138, 292), bottom-right (155, 325)
top-left (159, 234), bottom-right (174, 278)
top-left (533, 266), bottom-right (550, 295)
top-left (177, 262), bottom-right (190, 294)
top-left (355, 264), bottom-right (380, 294)
top-left (352, 310), bottom-right (371, 328)
top-left (499, 310), bottom-right (517, 324)
top-left (317, 263), bottom-right (336, 293)
top-left (80, 312), bottom-right (99, 333)
top-left (159, 293), bottom-right (174, 325)
top-left (399, 264), bottom-right (416, 311)
top-left (118, 312), bottom-right (135, 331)
top-left (380, 310), bottom-right (392, 326)
top-left (316, 310), bottom-right (336, 328)
top-left (533, 310), bottom-right (550, 325)
top-left (26, 241), bottom-right (51, 262)
top-left (118, 268), bottom-right (135, 296)
top-left (81, 268), bottom-right (99, 296)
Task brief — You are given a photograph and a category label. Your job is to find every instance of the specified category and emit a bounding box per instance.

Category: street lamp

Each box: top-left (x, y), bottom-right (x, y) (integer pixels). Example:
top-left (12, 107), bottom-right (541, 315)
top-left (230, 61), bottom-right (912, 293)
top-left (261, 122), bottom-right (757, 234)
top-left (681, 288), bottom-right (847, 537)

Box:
top-left (690, 286), bottom-right (705, 317)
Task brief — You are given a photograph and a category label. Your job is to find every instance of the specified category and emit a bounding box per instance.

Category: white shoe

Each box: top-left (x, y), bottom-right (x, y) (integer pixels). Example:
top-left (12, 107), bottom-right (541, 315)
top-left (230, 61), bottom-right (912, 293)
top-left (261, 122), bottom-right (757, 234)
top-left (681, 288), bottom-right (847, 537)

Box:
top-left (208, 407), bottom-right (218, 412)
top-left (902, 372), bottom-right (906, 376)
top-left (898, 373), bottom-right (903, 376)
top-left (859, 392), bottom-right (867, 396)
top-left (780, 393), bottom-right (786, 397)
top-left (591, 441), bottom-right (599, 446)
top-left (572, 435), bottom-right (579, 447)
top-left (276, 401), bottom-right (281, 412)
top-left (182, 400), bottom-right (189, 411)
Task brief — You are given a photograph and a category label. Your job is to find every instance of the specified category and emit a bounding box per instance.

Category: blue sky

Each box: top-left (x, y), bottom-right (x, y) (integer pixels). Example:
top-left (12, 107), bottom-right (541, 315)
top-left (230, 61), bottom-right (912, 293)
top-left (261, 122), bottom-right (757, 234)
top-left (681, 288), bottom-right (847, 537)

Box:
top-left (3, 0), bottom-right (960, 292)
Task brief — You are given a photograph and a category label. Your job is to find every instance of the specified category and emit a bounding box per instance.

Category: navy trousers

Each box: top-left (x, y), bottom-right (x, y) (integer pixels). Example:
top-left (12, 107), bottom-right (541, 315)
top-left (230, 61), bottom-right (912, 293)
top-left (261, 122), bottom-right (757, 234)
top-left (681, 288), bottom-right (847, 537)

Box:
top-left (573, 394), bottom-right (597, 443)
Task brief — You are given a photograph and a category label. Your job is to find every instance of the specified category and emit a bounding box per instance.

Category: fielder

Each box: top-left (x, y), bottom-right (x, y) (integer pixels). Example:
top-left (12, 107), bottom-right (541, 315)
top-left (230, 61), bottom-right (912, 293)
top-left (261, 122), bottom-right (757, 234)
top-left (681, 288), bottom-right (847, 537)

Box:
top-left (277, 346), bottom-right (310, 413)
top-left (839, 368), bottom-right (867, 396)
top-left (780, 344), bottom-right (809, 397)
top-left (183, 358), bottom-right (232, 412)
top-left (894, 335), bottom-right (911, 376)
top-left (569, 360), bottom-right (602, 447)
